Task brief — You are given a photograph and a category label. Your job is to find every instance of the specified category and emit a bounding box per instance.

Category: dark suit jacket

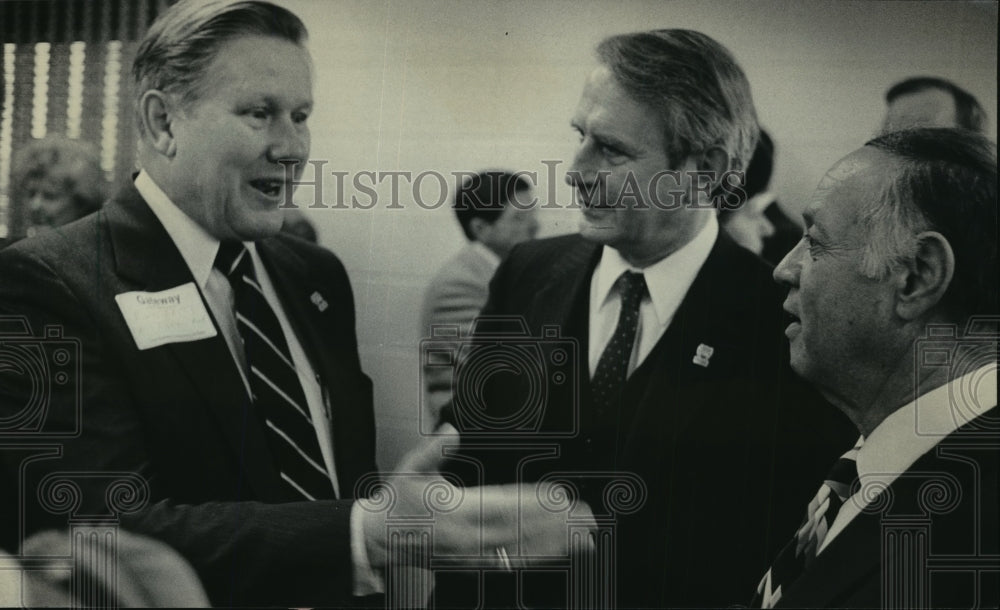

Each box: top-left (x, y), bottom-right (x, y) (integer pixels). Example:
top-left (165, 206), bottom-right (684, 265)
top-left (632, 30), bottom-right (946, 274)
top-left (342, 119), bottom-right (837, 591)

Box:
top-left (775, 408), bottom-right (999, 609)
top-left (440, 232), bottom-right (854, 608)
top-left (0, 183), bottom-right (378, 606)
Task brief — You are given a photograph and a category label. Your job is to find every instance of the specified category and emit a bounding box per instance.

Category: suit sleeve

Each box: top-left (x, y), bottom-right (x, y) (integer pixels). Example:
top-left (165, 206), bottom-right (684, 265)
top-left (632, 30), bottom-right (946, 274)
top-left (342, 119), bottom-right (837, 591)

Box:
top-left (0, 246), bottom-right (367, 608)
top-left (420, 264), bottom-right (492, 419)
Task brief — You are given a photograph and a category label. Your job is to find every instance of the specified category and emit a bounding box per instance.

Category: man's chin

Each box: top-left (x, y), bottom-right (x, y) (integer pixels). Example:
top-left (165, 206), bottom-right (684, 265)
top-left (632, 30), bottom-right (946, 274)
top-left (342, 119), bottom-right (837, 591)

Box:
top-left (788, 347), bottom-right (814, 383)
top-left (578, 216), bottom-right (620, 245)
top-left (227, 214), bottom-right (285, 242)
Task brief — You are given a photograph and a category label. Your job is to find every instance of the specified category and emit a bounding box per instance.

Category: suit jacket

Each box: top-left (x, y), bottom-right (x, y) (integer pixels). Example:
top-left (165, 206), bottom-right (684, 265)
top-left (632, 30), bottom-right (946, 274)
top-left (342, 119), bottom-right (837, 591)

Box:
top-left (775, 408), bottom-right (1000, 609)
top-left (0, 183), bottom-right (378, 606)
top-left (440, 232), bottom-right (854, 608)
top-left (420, 242), bottom-right (499, 417)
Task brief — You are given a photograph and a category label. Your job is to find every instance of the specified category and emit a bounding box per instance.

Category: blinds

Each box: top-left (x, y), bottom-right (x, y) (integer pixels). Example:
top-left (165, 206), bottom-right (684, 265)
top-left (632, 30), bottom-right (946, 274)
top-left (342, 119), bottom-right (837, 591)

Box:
top-left (0, 0), bottom-right (170, 239)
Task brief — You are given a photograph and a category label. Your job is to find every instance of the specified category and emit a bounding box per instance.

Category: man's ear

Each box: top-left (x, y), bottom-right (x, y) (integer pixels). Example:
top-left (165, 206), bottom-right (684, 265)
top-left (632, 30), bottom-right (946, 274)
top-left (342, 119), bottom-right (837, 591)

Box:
top-left (697, 146), bottom-right (732, 181)
top-left (895, 231), bottom-right (955, 320)
top-left (139, 90), bottom-right (177, 158)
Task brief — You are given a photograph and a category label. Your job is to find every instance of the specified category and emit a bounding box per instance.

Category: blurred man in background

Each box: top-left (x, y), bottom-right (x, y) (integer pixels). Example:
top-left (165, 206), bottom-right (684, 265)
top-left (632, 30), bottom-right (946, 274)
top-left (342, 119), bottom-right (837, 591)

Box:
top-left (882, 76), bottom-right (986, 133)
top-left (421, 170), bottom-right (538, 418)
top-left (718, 129), bottom-right (800, 265)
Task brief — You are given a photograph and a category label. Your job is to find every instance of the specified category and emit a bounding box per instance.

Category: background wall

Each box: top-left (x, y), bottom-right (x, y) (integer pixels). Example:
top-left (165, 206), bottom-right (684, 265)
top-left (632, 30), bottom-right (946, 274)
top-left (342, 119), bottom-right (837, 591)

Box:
top-left (273, 0), bottom-right (998, 468)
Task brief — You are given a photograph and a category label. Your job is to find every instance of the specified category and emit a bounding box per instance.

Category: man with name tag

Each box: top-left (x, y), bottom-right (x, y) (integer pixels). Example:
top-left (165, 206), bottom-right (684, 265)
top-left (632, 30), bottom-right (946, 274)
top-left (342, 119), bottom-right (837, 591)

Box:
top-left (439, 29), bottom-right (853, 608)
top-left (0, 0), bottom-right (583, 606)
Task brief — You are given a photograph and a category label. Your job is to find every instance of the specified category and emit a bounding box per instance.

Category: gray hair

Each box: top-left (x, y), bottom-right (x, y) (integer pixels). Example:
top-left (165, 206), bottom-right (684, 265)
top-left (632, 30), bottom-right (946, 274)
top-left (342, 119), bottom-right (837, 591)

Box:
top-left (596, 29), bottom-right (759, 171)
top-left (132, 0), bottom-right (308, 135)
top-left (861, 128), bottom-right (997, 319)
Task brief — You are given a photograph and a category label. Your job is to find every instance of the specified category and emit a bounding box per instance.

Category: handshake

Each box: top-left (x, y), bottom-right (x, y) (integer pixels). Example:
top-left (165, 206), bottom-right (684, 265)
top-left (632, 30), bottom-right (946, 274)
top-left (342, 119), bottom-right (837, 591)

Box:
top-left (359, 424), bottom-right (598, 576)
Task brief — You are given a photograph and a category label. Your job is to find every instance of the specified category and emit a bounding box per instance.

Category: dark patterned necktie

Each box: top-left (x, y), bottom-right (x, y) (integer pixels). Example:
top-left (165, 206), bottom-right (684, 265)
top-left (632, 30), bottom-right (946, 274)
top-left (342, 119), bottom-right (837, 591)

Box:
top-left (214, 241), bottom-right (334, 501)
top-left (753, 439), bottom-right (863, 607)
top-left (591, 271), bottom-right (647, 416)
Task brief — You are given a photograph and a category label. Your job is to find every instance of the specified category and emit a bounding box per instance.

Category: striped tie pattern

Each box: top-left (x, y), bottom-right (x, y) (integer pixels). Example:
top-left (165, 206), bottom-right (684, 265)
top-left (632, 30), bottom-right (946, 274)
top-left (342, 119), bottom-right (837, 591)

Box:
top-left (591, 271), bottom-right (647, 415)
top-left (215, 242), bottom-right (334, 501)
top-left (753, 439), bottom-right (863, 608)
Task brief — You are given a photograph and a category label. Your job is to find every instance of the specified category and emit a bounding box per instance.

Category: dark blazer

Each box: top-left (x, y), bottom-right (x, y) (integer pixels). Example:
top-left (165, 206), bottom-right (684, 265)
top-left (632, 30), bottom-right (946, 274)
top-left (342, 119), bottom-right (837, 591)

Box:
top-left (775, 408), bottom-right (999, 609)
top-left (0, 183), bottom-right (378, 606)
top-left (441, 232), bottom-right (854, 608)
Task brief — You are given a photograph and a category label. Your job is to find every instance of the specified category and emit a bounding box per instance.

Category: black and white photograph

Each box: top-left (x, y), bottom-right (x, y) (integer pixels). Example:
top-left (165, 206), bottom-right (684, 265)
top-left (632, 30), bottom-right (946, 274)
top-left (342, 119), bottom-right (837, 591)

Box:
top-left (0, 0), bottom-right (996, 607)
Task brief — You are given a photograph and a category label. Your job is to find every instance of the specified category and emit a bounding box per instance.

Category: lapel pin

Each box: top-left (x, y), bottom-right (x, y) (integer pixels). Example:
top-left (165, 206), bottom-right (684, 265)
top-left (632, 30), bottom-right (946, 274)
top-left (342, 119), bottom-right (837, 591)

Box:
top-left (692, 343), bottom-right (714, 368)
top-left (310, 291), bottom-right (329, 312)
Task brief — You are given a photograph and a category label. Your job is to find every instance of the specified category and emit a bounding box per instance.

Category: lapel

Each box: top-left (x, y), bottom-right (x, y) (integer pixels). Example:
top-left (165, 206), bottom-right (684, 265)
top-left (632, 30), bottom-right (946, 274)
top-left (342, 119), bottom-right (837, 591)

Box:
top-left (627, 232), bottom-right (760, 439)
top-left (105, 183), bottom-right (283, 499)
top-left (775, 508), bottom-right (881, 607)
top-left (256, 237), bottom-right (364, 495)
top-left (777, 407), bottom-right (1000, 608)
top-left (526, 237), bottom-right (602, 365)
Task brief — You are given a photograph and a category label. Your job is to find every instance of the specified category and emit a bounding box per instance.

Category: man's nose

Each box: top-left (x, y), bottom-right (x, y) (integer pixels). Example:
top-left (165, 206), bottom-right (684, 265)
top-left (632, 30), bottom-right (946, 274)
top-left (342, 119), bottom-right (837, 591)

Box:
top-left (565, 144), bottom-right (597, 187)
top-left (773, 239), bottom-right (803, 286)
top-left (267, 117), bottom-right (309, 166)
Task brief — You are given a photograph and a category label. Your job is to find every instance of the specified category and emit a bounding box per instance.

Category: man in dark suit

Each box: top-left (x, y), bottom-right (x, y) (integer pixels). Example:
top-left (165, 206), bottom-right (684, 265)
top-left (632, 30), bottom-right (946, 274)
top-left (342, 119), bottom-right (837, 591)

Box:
top-left (754, 129), bottom-right (998, 608)
top-left (0, 2), bottom-right (376, 605)
top-left (440, 30), bottom-right (852, 608)
top-left (0, 1), bottom-right (582, 605)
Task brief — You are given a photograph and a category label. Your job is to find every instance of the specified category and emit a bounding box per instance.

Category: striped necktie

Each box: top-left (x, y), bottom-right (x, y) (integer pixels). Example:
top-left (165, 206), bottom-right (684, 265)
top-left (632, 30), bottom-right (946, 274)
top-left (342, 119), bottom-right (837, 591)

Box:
top-left (753, 439), bottom-right (863, 608)
top-left (215, 241), bottom-right (334, 501)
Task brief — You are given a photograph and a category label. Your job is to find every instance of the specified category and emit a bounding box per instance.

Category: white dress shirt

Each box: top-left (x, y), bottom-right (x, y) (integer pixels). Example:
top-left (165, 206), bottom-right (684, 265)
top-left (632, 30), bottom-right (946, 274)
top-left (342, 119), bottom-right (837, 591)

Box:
top-left (820, 363), bottom-right (998, 553)
top-left (135, 171), bottom-right (341, 497)
top-left (135, 172), bottom-right (385, 595)
top-left (588, 215), bottom-right (718, 376)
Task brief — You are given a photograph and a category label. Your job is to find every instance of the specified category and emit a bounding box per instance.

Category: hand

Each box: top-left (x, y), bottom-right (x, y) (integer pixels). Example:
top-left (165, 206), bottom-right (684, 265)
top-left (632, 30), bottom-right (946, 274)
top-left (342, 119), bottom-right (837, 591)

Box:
top-left (360, 424), bottom-right (595, 570)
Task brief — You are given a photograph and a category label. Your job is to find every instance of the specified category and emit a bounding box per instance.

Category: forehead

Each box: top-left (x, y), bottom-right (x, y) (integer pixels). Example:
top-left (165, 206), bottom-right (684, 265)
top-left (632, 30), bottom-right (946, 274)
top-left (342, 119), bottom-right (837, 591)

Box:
top-left (572, 66), bottom-right (664, 147)
top-left (805, 147), bottom-right (892, 232)
top-left (199, 35), bottom-right (312, 105)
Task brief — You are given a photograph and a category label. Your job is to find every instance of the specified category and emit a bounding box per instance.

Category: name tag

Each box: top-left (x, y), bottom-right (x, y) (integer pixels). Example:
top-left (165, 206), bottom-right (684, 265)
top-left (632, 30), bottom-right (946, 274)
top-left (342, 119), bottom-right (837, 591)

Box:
top-left (115, 283), bottom-right (217, 350)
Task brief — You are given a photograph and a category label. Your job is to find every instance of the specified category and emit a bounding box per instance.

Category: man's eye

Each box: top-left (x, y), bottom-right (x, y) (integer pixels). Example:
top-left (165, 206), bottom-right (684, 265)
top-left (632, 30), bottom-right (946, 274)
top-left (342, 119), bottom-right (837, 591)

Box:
top-left (599, 144), bottom-right (625, 159)
top-left (802, 233), bottom-right (823, 257)
top-left (247, 108), bottom-right (270, 120)
top-left (292, 111), bottom-right (310, 124)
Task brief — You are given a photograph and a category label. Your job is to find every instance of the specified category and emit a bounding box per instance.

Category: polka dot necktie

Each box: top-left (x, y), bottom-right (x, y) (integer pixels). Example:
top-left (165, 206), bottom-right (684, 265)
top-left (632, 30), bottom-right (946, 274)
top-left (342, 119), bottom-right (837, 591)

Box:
top-left (753, 439), bottom-right (863, 607)
top-left (215, 241), bottom-right (335, 501)
top-left (591, 271), bottom-right (647, 416)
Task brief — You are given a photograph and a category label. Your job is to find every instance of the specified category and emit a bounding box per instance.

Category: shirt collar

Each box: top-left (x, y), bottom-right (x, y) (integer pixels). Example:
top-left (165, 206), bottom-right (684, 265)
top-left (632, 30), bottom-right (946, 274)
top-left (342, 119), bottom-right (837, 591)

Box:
top-left (593, 214), bottom-right (718, 322)
top-left (856, 363), bottom-right (998, 481)
top-left (135, 170), bottom-right (253, 288)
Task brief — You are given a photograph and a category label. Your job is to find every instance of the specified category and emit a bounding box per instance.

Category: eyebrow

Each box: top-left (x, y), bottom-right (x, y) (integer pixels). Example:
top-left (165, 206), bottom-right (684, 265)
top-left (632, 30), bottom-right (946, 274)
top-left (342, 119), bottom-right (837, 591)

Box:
top-left (248, 95), bottom-right (313, 110)
top-left (571, 121), bottom-right (633, 152)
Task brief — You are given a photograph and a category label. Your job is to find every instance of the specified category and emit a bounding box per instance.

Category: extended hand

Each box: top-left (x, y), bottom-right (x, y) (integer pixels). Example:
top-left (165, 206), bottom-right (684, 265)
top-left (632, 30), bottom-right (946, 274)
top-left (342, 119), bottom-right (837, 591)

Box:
top-left (360, 424), bottom-right (595, 570)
